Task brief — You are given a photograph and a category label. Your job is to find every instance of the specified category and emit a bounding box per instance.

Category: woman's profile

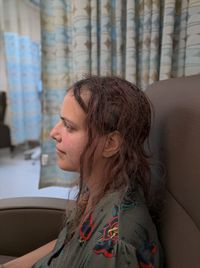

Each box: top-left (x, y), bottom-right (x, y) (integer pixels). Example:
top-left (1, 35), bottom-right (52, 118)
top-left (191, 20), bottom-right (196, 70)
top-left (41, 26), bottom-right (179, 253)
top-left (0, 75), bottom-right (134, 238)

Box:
top-left (3, 75), bottom-right (163, 268)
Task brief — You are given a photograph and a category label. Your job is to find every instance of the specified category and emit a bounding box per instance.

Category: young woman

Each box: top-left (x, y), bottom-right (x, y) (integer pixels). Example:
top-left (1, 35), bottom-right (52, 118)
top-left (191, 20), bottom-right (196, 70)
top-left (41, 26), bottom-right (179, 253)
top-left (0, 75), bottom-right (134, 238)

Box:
top-left (3, 76), bottom-right (163, 268)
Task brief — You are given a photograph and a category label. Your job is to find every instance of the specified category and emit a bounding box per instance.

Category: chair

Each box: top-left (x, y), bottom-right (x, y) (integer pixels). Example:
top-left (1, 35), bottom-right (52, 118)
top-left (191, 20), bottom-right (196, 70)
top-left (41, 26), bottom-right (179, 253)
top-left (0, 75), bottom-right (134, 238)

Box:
top-left (146, 74), bottom-right (200, 268)
top-left (0, 91), bottom-right (13, 152)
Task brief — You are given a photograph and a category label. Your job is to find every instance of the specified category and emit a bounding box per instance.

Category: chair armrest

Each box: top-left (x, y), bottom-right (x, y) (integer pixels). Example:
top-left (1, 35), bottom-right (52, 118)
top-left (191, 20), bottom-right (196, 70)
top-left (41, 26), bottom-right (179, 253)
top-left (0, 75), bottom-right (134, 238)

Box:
top-left (0, 197), bottom-right (75, 257)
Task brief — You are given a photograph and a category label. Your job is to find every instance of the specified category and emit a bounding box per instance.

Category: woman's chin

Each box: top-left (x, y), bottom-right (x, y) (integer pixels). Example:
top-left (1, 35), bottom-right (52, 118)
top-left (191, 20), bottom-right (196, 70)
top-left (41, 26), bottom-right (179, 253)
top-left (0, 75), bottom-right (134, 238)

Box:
top-left (57, 161), bottom-right (76, 172)
top-left (56, 160), bottom-right (66, 170)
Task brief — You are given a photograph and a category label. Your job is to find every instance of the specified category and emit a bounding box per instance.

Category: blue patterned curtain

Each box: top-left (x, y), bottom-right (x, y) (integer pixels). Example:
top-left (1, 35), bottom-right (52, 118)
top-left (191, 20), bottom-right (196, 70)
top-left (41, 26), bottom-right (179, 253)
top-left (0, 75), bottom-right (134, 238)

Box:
top-left (4, 32), bottom-right (41, 145)
top-left (160, 0), bottom-right (200, 79)
top-left (40, 0), bottom-right (200, 188)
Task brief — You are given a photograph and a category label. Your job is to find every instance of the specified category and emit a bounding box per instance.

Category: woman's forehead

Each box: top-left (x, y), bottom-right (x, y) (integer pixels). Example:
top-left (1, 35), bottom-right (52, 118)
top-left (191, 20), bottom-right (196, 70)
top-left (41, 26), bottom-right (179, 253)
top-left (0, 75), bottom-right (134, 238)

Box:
top-left (61, 94), bottom-right (86, 126)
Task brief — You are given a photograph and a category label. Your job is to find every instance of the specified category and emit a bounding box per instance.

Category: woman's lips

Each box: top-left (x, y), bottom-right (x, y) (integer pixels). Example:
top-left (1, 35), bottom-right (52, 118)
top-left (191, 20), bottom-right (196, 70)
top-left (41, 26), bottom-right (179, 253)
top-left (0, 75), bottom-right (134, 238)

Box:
top-left (56, 147), bottom-right (66, 154)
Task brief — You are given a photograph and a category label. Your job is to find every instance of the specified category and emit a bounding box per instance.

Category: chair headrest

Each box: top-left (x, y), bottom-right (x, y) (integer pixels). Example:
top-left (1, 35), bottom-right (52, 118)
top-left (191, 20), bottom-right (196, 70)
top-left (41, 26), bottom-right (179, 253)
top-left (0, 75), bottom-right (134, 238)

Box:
top-left (146, 74), bottom-right (200, 229)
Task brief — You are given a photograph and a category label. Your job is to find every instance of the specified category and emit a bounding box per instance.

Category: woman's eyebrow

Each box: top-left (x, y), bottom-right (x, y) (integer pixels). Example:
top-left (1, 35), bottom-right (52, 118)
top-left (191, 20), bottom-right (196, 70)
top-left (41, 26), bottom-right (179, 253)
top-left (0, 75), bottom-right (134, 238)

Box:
top-left (60, 115), bottom-right (77, 127)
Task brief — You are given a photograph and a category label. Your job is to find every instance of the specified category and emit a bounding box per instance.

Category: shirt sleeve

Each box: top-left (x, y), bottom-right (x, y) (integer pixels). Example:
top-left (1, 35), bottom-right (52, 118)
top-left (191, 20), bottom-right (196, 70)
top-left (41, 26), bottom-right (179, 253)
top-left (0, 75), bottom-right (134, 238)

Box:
top-left (84, 238), bottom-right (159, 268)
top-left (84, 233), bottom-right (162, 268)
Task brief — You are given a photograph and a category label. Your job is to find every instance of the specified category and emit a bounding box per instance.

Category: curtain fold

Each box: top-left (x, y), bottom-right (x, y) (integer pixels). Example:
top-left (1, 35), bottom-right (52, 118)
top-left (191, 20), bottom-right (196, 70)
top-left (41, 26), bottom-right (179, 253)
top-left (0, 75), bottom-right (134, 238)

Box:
top-left (40, 0), bottom-right (200, 188)
top-left (4, 33), bottom-right (41, 144)
top-left (0, 0), bottom-right (41, 145)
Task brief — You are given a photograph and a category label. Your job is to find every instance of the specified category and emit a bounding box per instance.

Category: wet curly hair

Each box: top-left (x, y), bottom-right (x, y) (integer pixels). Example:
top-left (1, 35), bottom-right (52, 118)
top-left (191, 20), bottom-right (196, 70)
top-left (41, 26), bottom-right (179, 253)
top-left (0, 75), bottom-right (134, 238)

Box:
top-left (69, 75), bottom-right (152, 205)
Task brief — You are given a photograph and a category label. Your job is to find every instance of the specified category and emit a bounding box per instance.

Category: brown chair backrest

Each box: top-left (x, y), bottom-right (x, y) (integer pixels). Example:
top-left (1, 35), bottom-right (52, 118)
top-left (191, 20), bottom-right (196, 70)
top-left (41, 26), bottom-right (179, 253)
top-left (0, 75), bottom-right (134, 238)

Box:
top-left (146, 75), bottom-right (200, 268)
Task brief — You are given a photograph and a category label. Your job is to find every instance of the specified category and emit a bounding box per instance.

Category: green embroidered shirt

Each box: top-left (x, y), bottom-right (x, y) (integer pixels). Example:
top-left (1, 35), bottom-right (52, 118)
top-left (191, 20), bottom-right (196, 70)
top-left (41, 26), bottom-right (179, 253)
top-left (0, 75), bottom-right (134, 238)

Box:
top-left (33, 189), bottom-right (163, 268)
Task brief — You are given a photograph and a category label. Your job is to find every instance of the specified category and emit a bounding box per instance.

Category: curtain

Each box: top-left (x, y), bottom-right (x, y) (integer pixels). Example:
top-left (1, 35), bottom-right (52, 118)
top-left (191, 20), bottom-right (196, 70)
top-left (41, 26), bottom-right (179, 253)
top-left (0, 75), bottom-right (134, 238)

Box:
top-left (160, 0), bottom-right (200, 79)
top-left (0, 0), bottom-right (41, 145)
top-left (40, 0), bottom-right (200, 188)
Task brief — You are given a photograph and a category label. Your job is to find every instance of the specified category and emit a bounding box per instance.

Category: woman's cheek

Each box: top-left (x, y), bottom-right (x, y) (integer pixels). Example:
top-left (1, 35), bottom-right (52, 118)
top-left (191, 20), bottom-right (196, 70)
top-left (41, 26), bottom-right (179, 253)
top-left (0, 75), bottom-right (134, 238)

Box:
top-left (61, 131), bottom-right (71, 147)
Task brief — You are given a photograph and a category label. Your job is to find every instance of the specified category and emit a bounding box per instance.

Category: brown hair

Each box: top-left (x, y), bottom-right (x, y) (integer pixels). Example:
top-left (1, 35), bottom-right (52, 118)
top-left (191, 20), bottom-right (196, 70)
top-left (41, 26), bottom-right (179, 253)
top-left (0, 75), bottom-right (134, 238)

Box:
top-left (66, 75), bottom-right (152, 223)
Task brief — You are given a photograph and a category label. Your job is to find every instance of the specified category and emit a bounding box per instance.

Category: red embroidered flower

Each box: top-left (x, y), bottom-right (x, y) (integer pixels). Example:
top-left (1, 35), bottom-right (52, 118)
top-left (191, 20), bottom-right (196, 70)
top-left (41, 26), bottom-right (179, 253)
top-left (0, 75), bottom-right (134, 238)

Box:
top-left (80, 214), bottom-right (94, 242)
top-left (94, 205), bottom-right (119, 258)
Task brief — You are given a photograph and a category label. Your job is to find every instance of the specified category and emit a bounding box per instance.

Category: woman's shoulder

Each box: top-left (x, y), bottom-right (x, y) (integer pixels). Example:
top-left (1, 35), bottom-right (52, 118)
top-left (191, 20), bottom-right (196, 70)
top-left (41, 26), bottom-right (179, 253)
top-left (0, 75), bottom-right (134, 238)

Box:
top-left (93, 188), bottom-right (158, 244)
top-left (118, 189), bottom-right (163, 266)
top-left (118, 188), bottom-right (158, 243)
top-left (91, 189), bottom-right (163, 267)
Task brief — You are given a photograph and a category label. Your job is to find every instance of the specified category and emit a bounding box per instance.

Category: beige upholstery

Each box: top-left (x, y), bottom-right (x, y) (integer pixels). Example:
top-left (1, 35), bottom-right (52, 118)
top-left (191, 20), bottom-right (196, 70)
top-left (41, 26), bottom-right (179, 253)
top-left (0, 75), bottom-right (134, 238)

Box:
top-left (146, 74), bottom-right (200, 268)
top-left (0, 197), bottom-right (74, 264)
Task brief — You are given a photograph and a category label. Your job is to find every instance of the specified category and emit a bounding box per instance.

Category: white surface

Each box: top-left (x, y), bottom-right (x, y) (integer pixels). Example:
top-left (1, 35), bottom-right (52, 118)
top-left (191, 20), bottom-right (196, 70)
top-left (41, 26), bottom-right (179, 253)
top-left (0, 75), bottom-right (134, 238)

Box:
top-left (0, 148), bottom-right (78, 200)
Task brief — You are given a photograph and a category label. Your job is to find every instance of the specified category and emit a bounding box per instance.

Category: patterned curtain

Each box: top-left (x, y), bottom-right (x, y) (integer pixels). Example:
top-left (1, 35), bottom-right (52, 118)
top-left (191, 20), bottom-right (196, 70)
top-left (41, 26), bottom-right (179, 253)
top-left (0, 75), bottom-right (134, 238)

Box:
top-left (160, 0), bottom-right (200, 79)
top-left (4, 33), bottom-right (41, 144)
top-left (0, 0), bottom-right (42, 145)
top-left (40, 0), bottom-right (200, 188)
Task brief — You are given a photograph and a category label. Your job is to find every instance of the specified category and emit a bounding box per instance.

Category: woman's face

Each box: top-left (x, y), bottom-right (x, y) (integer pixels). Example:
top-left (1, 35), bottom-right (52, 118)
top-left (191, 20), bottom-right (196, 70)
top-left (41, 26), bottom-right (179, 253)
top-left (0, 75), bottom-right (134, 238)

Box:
top-left (50, 91), bottom-right (88, 172)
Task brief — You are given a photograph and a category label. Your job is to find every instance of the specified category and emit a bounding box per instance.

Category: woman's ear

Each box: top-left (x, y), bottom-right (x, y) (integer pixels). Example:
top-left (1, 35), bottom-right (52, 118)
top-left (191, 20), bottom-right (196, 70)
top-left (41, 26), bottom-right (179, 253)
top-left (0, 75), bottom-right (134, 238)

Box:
top-left (102, 131), bottom-right (122, 158)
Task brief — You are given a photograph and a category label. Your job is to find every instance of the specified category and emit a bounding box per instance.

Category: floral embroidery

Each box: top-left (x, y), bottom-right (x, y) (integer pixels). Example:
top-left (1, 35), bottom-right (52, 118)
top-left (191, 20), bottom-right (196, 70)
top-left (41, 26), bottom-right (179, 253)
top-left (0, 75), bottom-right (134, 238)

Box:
top-left (79, 214), bottom-right (94, 244)
top-left (137, 240), bottom-right (157, 268)
top-left (94, 205), bottom-right (119, 258)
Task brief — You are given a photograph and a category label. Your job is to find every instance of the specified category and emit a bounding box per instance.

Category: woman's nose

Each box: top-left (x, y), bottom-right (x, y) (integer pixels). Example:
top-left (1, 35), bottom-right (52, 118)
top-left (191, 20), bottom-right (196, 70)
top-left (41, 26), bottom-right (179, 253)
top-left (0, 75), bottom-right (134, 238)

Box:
top-left (50, 122), bottom-right (61, 142)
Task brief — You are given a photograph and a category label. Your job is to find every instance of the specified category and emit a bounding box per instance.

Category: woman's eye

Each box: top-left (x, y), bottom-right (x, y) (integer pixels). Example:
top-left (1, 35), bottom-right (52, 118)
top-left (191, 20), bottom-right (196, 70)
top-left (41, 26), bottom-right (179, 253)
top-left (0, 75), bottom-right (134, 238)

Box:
top-left (63, 121), bottom-right (74, 132)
